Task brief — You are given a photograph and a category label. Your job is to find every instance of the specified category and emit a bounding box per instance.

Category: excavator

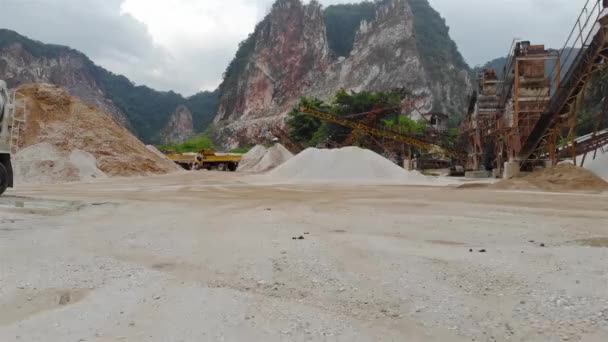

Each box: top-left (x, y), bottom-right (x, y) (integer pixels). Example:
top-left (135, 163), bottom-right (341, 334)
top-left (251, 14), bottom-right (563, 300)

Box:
top-left (0, 80), bottom-right (14, 195)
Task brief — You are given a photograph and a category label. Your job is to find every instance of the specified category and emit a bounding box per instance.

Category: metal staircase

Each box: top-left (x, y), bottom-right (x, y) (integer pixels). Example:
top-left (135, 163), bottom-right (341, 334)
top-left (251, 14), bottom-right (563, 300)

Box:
top-left (8, 91), bottom-right (27, 155)
top-left (518, 0), bottom-right (608, 162)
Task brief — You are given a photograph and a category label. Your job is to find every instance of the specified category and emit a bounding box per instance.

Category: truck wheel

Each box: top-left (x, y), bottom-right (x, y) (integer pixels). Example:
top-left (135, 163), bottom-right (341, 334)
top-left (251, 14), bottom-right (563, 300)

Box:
top-left (218, 163), bottom-right (227, 172)
top-left (0, 163), bottom-right (8, 196)
top-left (228, 162), bottom-right (238, 172)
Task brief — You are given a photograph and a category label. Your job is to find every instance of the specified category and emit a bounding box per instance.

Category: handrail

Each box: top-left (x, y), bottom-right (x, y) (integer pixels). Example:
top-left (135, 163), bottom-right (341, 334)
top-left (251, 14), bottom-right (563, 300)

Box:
top-left (547, 0), bottom-right (602, 90)
top-left (518, 0), bottom-right (606, 160)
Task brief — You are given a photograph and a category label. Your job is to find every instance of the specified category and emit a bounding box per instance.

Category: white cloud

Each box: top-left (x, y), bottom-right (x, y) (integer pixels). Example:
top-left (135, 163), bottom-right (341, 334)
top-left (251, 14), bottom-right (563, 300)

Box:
top-left (428, 0), bottom-right (587, 66)
top-left (0, 0), bottom-right (593, 94)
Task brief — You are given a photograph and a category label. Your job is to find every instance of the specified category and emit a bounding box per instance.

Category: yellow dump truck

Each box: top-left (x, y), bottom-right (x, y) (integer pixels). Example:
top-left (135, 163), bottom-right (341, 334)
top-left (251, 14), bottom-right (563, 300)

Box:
top-left (167, 149), bottom-right (242, 172)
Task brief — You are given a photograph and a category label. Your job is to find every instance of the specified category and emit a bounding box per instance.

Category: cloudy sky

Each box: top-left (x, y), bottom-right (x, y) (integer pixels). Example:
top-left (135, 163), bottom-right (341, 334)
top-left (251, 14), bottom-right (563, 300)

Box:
top-left (0, 0), bottom-right (587, 95)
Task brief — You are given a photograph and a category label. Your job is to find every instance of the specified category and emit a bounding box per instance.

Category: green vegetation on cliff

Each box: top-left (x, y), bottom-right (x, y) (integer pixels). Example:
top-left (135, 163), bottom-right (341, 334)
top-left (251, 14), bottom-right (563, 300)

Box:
top-left (409, 0), bottom-right (468, 74)
top-left (91, 66), bottom-right (219, 144)
top-left (158, 134), bottom-right (215, 153)
top-left (324, 2), bottom-right (376, 57)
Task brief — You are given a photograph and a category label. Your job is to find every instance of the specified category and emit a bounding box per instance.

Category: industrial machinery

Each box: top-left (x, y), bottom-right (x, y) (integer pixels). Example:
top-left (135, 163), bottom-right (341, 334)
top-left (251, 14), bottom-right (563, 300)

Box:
top-left (167, 149), bottom-right (242, 171)
top-left (298, 106), bottom-right (466, 174)
top-left (0, 80), bottom-right (14, 195)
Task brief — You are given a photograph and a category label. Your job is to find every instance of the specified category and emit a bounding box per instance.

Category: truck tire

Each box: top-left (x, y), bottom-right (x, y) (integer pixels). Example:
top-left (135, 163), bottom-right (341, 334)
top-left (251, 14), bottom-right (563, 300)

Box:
top-left (228, 162), bottom-right (238, 172)
top-left (0, 163), bottom-right (8, 196)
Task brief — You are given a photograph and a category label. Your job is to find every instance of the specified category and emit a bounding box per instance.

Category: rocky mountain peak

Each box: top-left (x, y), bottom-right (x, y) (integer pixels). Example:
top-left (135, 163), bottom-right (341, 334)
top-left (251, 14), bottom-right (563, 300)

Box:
top-left (213, 0), bottom-right (474, 149)
top-left (214, 0), bottom-right (330, 128)
top-left (212, 0), bottom-right (471, 148)
top-left (161, 105), bottom-right (195, 145)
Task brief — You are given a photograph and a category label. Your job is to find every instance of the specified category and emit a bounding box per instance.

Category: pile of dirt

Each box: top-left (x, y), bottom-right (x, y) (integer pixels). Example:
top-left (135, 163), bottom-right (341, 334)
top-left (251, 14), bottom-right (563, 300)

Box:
top-left (267, 146), bottom-right (440, 184)
top-left (492, 163), bottom-right (608, 192)
top-left (145, 144), bottom-right (180, 168)
top-left (238, 144), bottom-right (293, 172)
top-left (13, 84), bottom-right (180, 183)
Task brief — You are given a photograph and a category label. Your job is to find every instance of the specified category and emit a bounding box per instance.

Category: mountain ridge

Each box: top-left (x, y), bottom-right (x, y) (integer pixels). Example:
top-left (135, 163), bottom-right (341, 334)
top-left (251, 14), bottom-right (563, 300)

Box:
top-left (0, 29), bottom-right (219, 144)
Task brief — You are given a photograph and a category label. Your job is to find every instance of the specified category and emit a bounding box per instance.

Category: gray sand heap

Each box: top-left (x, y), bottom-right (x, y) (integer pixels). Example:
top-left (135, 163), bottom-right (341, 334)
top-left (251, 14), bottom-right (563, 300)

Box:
top-left (267, 146), bottom-right (448, 185)
top-left (14, 143), bottom-right (107, 184)
top-left (238, 144), bottom-right (293, 172)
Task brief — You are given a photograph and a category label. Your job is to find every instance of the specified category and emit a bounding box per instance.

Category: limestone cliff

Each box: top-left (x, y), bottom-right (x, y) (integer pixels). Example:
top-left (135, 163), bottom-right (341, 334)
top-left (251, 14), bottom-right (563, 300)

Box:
top-left (161, 105), bottom-right (195, 144)
top-left (214, 0), bottom-right (472, 148)
top-left (215, 0), bottom-right (330, 145)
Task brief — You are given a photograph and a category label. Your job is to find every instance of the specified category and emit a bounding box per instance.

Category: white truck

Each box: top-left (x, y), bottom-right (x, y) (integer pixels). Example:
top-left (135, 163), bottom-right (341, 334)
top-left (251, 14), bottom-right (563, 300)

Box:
top-left (0, 80), bottom-right (14, 195)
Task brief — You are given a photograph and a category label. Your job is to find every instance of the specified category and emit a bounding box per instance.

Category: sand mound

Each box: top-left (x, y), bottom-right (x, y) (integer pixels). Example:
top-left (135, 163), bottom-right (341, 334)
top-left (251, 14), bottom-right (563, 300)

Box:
top-left (14, 143), bottom-right (107, 184)
top-left (238, 145), bottom-right (267, 171)
top-left (238, 144), bottom-right (293, 172)
top-left (492, 163), bottom-right (608, 192)
top-left (267, 146), bottom-right (439, 185)
top-left (13, 84), bottom-right (180, 183)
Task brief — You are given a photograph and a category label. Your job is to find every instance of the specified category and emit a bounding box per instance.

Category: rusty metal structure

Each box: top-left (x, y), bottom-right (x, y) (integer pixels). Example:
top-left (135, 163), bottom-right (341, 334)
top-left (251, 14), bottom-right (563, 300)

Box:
top-left (298, 106), bottom-right (464, 159)
top-left (500, 42), bottom-right (559, 166)
top-left (522, 13), bottom-right (608, 165)
top-left (466, 69), bottom-right (502, 171)
top-left (468, 0), bottom-right (608, 176)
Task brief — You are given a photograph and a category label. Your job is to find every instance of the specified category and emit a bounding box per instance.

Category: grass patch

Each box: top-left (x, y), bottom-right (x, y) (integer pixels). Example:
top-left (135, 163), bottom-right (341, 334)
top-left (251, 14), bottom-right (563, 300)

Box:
top-left (229, 147), bottom-right (252, 154)
top-left (158, 135), bottom-right (215, 153)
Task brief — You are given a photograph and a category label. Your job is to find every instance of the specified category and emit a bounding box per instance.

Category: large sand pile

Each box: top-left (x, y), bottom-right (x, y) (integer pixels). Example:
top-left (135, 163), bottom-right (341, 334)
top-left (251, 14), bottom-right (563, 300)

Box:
top-left (238, 144), bottom-right (293, 172)
top-left (492, 163), bottom-right (608, 192)
top-left (13, 84), bottom-right (180, 183)
top-left (267, 146), bottom-right (444, 185)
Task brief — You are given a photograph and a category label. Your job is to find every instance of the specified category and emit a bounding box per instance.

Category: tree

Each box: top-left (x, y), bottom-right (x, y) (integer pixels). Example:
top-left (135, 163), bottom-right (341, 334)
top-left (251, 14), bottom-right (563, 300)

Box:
top-left (287, 89), bottom-right (407, 147)
top-left (287, 98), bottom-right (325, 144)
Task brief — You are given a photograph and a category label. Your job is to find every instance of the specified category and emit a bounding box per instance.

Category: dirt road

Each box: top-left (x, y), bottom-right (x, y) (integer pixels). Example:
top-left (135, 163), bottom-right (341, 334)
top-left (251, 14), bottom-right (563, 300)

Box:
top-left (1, 172), bottom-right (608, 341)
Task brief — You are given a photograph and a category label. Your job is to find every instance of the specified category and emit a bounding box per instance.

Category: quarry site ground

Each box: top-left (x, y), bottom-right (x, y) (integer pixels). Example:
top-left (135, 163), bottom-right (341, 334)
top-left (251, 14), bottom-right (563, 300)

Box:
top-left (1, 172), bottom-right (608, 342)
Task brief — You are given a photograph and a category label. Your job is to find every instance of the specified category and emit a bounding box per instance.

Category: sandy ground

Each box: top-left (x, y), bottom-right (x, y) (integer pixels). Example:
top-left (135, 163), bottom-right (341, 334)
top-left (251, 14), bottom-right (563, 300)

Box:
top-left (1, 172), bottom-right (608, 342)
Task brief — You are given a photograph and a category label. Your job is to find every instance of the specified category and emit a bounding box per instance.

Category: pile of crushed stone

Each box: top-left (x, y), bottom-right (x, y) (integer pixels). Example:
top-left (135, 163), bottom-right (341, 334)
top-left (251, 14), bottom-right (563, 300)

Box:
top-left (15, 143), bottom-right (106, 184)
top-left (492, 163), bottom-right (608, 192)
top-left (13, 84), bottom-right (180, 183)
top-left (238, 144), bottom-right (293, 172)
top-left (266, 146), bottom-right (448, 185)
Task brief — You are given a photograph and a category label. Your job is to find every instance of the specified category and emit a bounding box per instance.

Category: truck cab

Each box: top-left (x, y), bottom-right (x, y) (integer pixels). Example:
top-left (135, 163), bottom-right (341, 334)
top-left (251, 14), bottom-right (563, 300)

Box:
top-left (0, 80), bottom-right (14, 195)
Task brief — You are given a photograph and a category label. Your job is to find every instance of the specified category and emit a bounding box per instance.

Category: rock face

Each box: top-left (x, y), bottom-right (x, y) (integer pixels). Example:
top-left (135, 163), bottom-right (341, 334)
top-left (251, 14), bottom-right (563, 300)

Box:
top-left (215, 0), bottom-right (331, 145)
top-left (0, 39), bottom-right (128, 126)
top-left (214, 0), bottom-right (472, 148)
top-left (161, 105), bottom-right (195, 144)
